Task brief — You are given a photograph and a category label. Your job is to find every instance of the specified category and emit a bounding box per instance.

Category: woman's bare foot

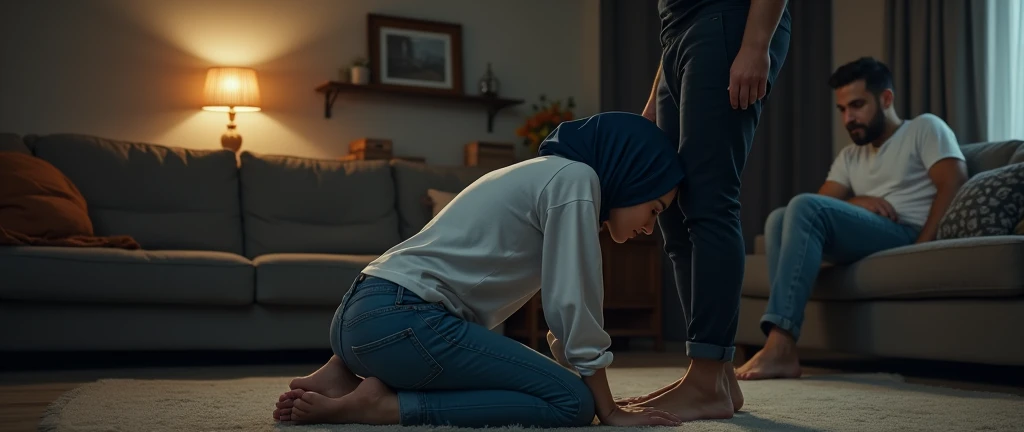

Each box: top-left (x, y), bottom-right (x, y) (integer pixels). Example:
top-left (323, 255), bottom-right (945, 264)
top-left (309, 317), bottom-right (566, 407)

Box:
top-left (290, 377), bottom-right (401, 425)
top-left (545, 331), bottom-right (573, 370)
top-left (274, 389), bottom-right (303, 422)
top-left (736, 328), bottom-right (802, 380)
top-left (635, 359), bottom-right (735, 422)
top-left (274, 355), bottom-right (362, 421)
top-left (290, 355), bottom-right (362, 397)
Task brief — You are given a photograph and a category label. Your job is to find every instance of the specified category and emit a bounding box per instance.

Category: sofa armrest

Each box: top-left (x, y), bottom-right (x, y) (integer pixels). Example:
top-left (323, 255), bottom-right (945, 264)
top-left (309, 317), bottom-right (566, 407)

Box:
top-left (754, 235), bottom-right (766, 255)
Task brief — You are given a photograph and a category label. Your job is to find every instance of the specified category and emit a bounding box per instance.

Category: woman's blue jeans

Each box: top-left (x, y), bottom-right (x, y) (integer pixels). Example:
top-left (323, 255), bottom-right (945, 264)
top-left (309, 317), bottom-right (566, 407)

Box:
top-left (329, 274), bottom-right (595, 428)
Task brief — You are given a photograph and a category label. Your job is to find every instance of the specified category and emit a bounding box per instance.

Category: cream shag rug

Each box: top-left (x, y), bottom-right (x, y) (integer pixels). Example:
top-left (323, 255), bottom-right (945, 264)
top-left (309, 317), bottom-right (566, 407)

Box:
top-left (40, 367), bottom-right (1023, 431)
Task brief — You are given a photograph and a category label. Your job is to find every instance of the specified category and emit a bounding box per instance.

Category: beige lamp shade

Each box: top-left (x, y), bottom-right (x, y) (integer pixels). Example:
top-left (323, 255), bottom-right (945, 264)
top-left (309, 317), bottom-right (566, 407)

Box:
top-left (202, 67), bottom-right (261, 112)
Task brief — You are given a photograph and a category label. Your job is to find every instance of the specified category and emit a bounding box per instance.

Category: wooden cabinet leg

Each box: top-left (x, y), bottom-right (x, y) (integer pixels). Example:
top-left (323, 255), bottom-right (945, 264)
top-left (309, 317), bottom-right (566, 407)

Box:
top-left (734, 344), bottom-right (750, 365)
top-left (526, 296), bottom-right (540, 350)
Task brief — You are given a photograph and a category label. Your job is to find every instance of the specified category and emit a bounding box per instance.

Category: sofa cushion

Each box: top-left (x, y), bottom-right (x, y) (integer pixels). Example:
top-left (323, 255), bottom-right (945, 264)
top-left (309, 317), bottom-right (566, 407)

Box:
top-left (23, 134), bottom-right (244, 254)
top-left (0, 246), bottom-right (254, 306)
top-left (743, 236), bottom-right (1024, 300)
top-left (239, 152), bottom-right (400, 258)
top-left (937, 162), bottom-right (1024, 239)
top-left (391, 160), bottom-right (491, 239)
top-left (254, 253), bottom-right (375, 306)
top-left (960, 140), bottom-right (1024, 176)
top-left (0, 133), bottom-right (29, 154)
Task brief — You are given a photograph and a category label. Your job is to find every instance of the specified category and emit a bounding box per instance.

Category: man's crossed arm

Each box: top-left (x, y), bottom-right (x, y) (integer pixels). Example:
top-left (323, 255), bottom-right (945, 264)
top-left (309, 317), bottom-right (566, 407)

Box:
top-left (816, 158), bottom-right (968, 243)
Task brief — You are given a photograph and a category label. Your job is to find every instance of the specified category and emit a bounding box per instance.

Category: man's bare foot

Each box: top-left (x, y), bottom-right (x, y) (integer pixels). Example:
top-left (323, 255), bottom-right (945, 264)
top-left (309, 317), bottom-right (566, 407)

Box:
top-left (545, 331), bottom-right (573, 370)
top-left (617, 364), bottom-right (743, 412)
top-left (723, 364), bottom-right (743, 412)
top-left (290, 377), bottom-right (401, 425)
top-left (274, 355), bottom-right (362, 421)
top-left (636, 359), bottom-right (735, 422)
top-left (736, 328), bottom-right (802, 380)
top-left (616, 378), bottom-right (680, 407)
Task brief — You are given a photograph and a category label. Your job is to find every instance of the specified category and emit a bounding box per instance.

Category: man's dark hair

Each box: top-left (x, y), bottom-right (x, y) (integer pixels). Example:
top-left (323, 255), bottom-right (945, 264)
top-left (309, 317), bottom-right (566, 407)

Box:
top-left (828, 57), bottom-right (893, 94)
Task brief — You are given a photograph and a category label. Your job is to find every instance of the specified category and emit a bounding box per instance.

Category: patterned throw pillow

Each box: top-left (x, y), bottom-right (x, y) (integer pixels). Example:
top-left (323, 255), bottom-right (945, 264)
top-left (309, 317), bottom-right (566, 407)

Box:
top-left (937, 162), bottom-right (1024, 239)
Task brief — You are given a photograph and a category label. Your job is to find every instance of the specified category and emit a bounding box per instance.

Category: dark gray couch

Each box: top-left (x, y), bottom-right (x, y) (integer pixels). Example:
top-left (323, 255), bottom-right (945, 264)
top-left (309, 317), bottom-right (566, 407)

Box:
top-left (738, 139), bottom-right (1024, 367)
top-left (0, 133), bottom-right (490, 352)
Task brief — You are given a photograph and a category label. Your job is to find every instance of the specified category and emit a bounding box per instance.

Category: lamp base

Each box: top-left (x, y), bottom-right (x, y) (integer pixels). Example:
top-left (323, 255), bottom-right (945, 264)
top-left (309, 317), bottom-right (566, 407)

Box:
top-left (220, 110), bottom-right (242, 152)
top-left (221, 129), bottom-right (242, 152)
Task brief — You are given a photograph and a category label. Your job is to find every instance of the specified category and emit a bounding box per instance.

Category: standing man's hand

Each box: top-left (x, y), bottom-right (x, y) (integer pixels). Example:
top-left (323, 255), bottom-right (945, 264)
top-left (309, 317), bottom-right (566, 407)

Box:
top-left (728, 46), bottom-right (770, 110)
top-left (643, 62), bottom-right (662, 123)
top-left (642, 101), bottom-right (657, 123)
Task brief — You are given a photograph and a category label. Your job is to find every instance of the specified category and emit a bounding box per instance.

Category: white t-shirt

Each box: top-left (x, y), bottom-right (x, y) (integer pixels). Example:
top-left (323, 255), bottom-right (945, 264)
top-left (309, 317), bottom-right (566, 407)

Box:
top-left (362, 156), bottom-right (613, 377)
top-left (826, 113), bottom-right (965, 227)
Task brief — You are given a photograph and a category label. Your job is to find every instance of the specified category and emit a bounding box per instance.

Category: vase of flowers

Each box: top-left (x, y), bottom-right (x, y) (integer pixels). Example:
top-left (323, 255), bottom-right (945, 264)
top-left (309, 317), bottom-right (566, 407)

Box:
top-left (516, 94), bottom-right (575, 157)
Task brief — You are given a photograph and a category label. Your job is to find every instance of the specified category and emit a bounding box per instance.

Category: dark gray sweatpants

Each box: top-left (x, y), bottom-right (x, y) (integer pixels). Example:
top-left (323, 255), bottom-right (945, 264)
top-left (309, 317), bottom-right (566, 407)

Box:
top-left (656, 6), bottom-right (791, 362)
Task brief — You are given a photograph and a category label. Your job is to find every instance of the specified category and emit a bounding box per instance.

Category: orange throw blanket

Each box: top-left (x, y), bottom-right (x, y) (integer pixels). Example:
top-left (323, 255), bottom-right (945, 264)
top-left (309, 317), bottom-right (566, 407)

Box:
top-left (0, 152), bottom-right (140, 249)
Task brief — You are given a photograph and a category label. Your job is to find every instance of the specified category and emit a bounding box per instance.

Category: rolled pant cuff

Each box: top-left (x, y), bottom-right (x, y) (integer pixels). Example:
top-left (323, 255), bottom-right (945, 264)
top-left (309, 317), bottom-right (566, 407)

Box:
top-left (686, 341), bottom-right (735, 362)
top-left (397, 391), bottom-right (423, 425)
top-left (760, 313), bottom-right (801, 341)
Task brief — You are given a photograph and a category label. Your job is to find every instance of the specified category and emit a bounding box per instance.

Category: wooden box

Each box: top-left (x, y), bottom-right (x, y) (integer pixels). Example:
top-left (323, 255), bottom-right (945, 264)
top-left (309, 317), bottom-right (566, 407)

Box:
top-left (349, 138), bottom-right (393, 154)
top-left (465, 141), bottom-right (517, 170)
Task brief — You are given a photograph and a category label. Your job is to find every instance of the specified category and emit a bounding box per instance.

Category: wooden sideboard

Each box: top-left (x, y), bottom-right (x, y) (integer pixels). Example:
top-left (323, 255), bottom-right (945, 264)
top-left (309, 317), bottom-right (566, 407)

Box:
top-left (502, 230), bottom-right (665, 351)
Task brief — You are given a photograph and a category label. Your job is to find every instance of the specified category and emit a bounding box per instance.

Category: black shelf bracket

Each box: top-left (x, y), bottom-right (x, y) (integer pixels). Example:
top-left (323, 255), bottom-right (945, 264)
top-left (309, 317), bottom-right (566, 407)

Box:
top-left (323, 89), bottom-right (340, 119)
top-left (486, 107), bottom-right (499, 133)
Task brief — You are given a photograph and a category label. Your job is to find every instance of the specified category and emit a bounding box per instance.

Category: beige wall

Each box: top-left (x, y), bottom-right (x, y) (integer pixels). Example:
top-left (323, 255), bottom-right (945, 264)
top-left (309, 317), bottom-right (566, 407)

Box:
top-left (831, 0), bottom-right (886, 156)
top-left (0, 0), bottom-right (600, 164)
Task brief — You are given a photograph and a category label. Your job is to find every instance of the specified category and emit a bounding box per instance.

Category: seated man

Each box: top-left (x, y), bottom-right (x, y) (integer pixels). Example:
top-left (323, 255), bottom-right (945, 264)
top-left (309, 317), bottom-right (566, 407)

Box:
top-left (735, 57), bottom-right (969, 380)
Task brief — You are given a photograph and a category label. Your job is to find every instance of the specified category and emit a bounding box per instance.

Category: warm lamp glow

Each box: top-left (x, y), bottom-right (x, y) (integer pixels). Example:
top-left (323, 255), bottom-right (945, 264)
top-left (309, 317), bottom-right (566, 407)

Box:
top-left (202, 67), bottom-right (261, 112)
top-left (201, 67), bottom-right (261, 153)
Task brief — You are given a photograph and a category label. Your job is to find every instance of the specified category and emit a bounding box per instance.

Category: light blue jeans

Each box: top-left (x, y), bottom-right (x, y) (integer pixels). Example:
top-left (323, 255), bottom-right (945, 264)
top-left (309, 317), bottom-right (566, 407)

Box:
top-left (761, 193), bottom-right (921, 340)
top-left (329, 274), bottom-right (595, 428)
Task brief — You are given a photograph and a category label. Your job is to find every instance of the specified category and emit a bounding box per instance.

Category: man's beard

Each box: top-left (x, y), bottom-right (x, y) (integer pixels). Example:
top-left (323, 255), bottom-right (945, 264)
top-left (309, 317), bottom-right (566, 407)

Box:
top-left (847, 103), bottom-right (886, 146)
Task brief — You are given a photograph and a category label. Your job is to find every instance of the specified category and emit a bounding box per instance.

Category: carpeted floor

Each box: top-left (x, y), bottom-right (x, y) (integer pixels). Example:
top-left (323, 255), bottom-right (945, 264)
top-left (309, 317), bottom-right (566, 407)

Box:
top-left (40, 367), bottom-right (1024, 431)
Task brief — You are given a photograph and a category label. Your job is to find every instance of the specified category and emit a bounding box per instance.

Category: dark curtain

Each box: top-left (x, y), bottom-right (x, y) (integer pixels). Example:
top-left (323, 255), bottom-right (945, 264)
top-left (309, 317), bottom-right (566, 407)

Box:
top-left (599, 0), bottom-right (661, 113)
top-left (740, 0), bottom-right (835, 252)
top-left (885, 0), bottom-right (989, 144)
top-left (600, 0), bottom-right (834, 342)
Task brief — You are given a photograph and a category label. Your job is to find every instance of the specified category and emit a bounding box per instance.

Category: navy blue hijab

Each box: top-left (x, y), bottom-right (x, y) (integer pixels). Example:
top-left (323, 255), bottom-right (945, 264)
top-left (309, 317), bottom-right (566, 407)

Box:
top-left (537, 111), bottom-right (685, 223)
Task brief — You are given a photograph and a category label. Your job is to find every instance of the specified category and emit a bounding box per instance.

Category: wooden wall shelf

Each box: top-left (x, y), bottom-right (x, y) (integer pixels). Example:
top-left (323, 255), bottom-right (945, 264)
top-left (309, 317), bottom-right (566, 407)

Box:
top-left (315, 81), bottom-right (525, 132)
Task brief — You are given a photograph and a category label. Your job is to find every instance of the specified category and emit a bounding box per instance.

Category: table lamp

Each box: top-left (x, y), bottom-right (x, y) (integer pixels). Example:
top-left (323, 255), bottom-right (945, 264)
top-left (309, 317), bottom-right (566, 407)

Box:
top-left (202, 67), bottom-right (261, 152)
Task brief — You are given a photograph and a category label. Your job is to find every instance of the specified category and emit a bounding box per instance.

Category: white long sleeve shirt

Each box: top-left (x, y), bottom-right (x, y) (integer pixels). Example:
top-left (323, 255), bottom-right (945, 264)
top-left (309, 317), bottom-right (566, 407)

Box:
top-left (362, 155), bottom-right (613, 376)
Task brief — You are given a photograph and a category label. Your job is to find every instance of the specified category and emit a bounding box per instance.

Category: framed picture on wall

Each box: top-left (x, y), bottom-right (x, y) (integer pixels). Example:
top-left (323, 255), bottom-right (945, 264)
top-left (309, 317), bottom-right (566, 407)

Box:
top-left (367, 14), bottom-right (464, 95)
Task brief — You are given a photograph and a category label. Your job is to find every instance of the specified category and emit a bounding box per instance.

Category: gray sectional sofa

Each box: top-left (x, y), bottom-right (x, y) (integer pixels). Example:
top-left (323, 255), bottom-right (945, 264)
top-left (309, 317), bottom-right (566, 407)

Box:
top-left (737, 139), bottom-right (1024, 367)
top-left (0, 133), bottom-right (490, 352)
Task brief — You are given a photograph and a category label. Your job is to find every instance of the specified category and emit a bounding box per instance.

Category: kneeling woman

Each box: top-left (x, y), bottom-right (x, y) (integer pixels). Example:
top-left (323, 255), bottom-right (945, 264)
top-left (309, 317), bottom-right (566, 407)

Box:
top-left (274, 112), bottom-right (684, 428)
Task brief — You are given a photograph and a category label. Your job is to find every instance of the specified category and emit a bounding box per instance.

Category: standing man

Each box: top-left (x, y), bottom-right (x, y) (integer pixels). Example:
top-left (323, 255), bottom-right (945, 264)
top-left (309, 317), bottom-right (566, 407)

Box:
top-left (619, 0), bottom-right (791, 422)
